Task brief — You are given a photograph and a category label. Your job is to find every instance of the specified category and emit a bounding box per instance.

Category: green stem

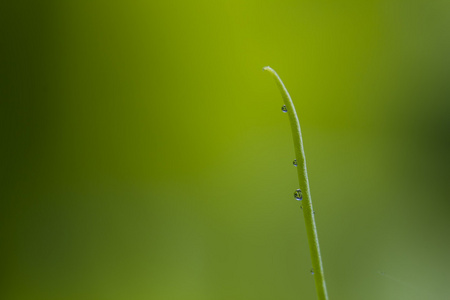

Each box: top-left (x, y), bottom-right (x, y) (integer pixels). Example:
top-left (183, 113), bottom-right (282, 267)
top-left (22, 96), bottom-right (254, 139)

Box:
top-left (263, 66), bottom-right (329, 300)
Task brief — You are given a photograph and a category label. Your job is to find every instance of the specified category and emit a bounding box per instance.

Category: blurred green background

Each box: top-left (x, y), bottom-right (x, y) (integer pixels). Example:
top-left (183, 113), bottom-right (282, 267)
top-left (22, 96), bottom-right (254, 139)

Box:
top-left (2, 1), bottom-right (450, 299)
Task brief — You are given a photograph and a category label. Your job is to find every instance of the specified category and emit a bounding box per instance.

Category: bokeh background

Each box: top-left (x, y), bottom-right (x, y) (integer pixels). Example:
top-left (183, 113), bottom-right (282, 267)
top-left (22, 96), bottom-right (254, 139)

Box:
top-left (2, 1), bottom-right (450, 299)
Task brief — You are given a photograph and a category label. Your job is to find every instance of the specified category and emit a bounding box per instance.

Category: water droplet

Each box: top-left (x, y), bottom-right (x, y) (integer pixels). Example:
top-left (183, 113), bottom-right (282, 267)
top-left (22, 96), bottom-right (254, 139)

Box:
top-left (294, 189), bottom-right (303, 201)
top-left (310, 268), bottom-right (315, 275)
top-left (281, 105), bottom-right (287, 113)
top-left (293, 159), bottom-right (297, 167)
top-left (300, 206), bottom-right (303, 210)
top-left (313, 211), bottom-right (315, 215)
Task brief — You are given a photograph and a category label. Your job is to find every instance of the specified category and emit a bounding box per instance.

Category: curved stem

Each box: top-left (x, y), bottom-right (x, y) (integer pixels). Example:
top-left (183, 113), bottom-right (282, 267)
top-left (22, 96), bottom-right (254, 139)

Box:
top-left (263, 66), bottom-right (329, 300)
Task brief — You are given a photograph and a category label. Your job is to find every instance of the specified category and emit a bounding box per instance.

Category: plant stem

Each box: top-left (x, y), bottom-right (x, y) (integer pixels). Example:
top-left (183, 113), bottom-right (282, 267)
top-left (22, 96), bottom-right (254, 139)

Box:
top-left (263, 66), bottom-right (329, 300)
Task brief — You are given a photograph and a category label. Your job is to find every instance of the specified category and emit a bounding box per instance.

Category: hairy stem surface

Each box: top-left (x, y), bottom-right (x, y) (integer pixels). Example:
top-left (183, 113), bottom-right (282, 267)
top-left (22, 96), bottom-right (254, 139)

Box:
top-left (263, 66), bottom-right (329, 300)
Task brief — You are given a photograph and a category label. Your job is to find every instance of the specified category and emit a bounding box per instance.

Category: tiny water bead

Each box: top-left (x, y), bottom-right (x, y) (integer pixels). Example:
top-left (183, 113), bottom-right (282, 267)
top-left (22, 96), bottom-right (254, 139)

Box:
top-left (294, 189), bottom-right (303, 201)
top-left (310, 268), bottom-right (315, 275)
top-left (281, 105), bottom-right (287, 113)
top-left (293, 159), bottom-right (297, 167)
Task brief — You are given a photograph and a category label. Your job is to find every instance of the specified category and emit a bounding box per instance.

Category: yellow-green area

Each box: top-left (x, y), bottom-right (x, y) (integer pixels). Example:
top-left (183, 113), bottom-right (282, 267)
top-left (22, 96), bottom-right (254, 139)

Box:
top-left (2, 1), bottom-right (450, 299)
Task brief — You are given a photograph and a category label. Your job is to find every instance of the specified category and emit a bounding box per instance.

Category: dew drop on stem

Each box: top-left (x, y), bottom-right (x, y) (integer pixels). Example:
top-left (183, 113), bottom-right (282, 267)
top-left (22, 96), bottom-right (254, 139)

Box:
top-left (294, 189), bottom-right (303, 201)
top-left (281, 105), bottom-right (287, 113)
top-left (293, 159), bottom-right (297, 167)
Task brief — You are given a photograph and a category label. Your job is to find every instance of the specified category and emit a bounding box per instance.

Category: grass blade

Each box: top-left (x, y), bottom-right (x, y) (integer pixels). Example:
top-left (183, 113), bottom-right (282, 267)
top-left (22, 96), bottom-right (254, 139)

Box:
top-left (263, 66), bottom-right (329, 300)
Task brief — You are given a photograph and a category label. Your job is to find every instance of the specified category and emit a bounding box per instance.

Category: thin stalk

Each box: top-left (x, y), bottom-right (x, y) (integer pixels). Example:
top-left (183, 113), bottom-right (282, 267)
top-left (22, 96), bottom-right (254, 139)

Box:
top-left (263, 66), bottom-right (329, 300)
